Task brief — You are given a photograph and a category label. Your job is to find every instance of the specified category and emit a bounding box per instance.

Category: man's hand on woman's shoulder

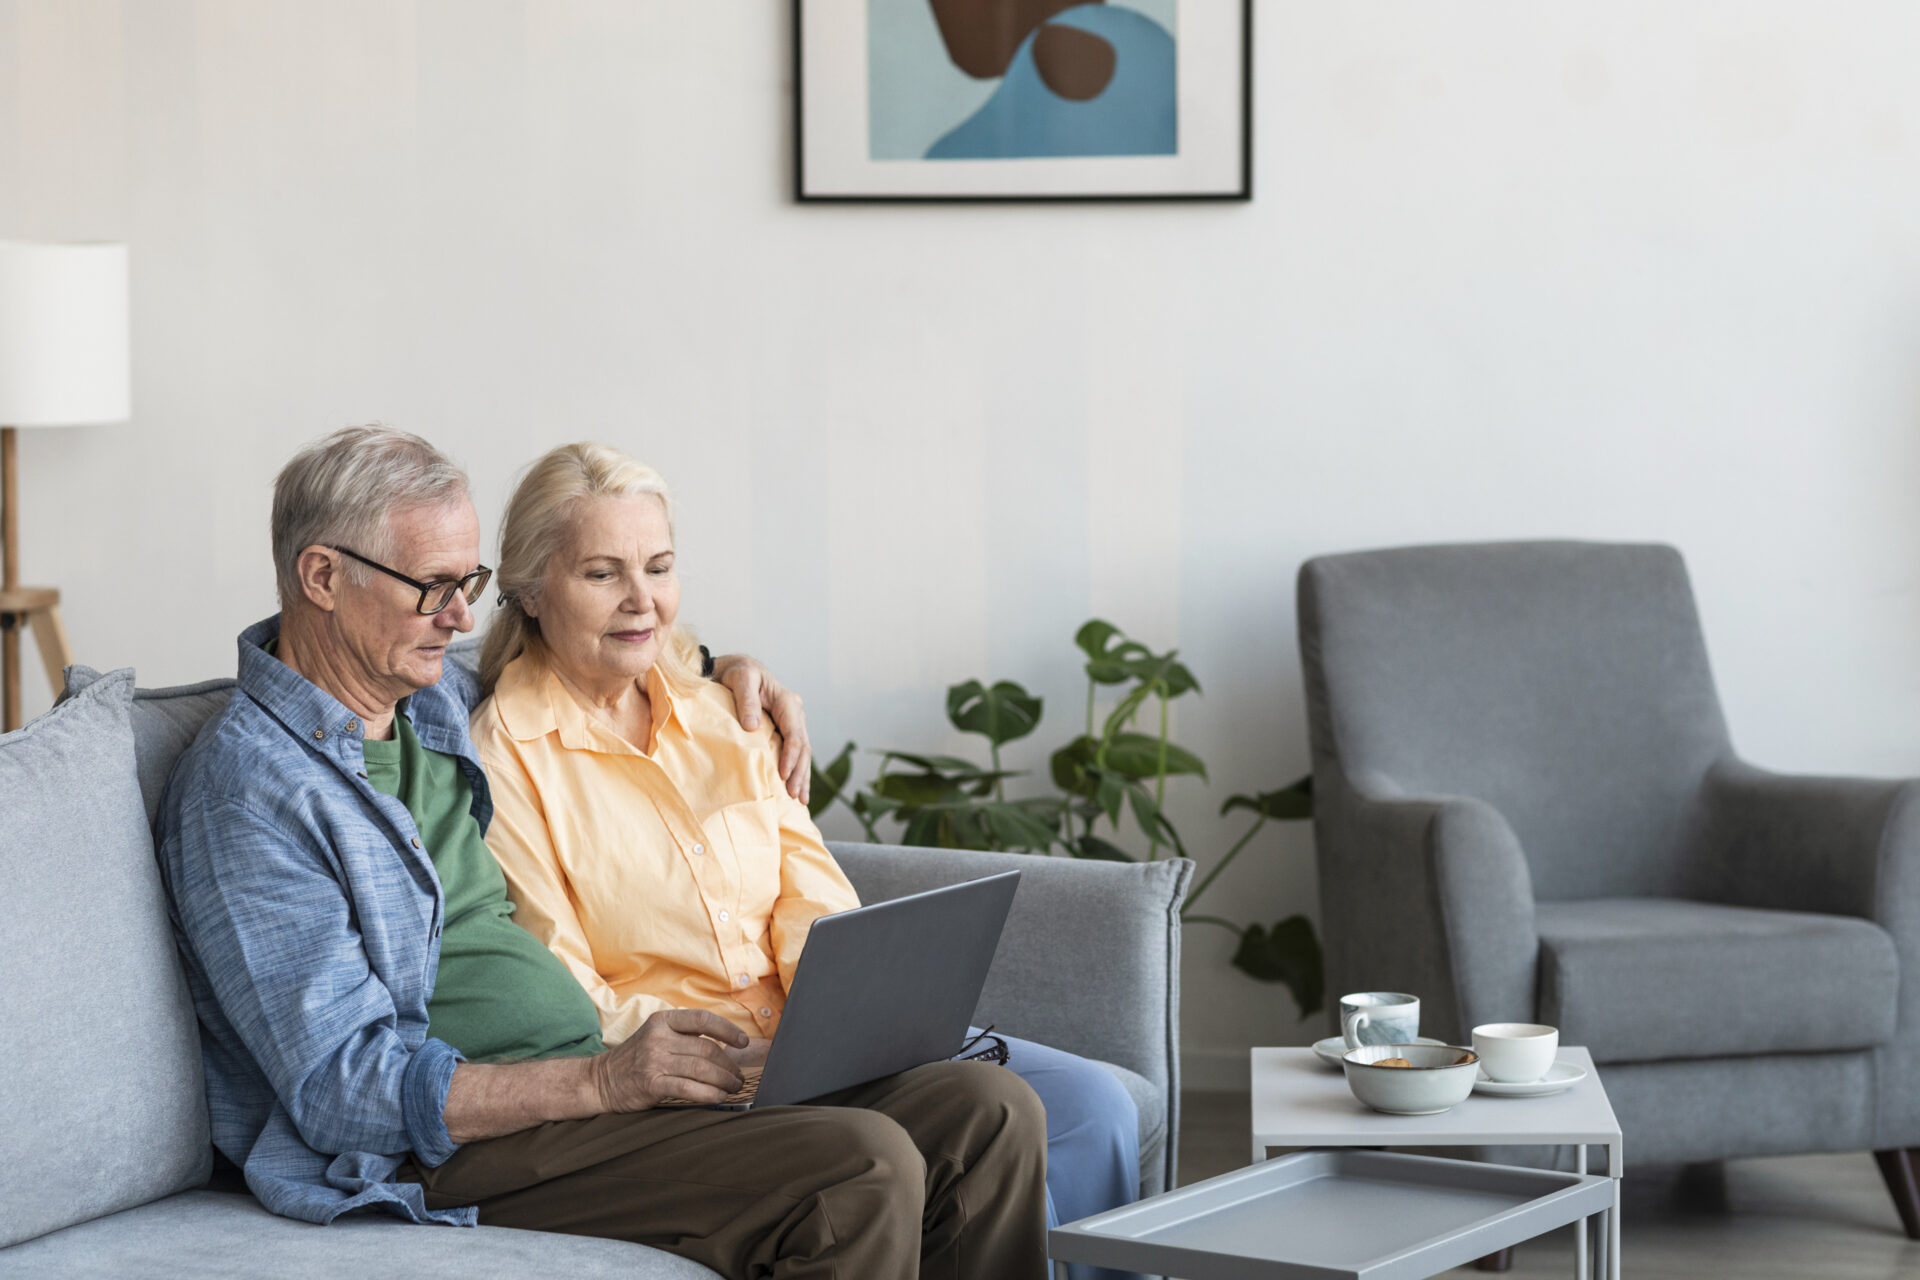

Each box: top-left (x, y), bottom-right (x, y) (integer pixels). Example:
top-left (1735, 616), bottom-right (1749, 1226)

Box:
top-left (711, 654), bottom-right (811, 804)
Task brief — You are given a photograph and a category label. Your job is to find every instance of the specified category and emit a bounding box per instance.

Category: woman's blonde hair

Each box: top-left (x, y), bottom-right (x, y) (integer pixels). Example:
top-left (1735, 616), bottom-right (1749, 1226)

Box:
top-left (479, 442), bottom-right (703, 698)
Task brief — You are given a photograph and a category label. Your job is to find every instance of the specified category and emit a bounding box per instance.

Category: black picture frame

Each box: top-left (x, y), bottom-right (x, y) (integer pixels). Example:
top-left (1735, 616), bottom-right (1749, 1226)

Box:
top-left (795, 0), bottom-right (1253, 204)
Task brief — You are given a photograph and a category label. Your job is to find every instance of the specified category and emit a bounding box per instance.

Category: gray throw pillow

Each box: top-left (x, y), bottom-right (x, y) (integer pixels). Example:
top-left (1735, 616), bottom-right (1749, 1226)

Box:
top-left (0, 670), bottom-right (211, 1247)
top-left (65, 664), bottom-right (236, 828)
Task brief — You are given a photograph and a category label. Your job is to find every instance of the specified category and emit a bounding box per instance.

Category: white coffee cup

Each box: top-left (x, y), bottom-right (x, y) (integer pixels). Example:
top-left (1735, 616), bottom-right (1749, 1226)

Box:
top-left (1471, 1022), bottom-right (1560, 1083)
top-left (1340, 991), bottom-right (1420, 1051)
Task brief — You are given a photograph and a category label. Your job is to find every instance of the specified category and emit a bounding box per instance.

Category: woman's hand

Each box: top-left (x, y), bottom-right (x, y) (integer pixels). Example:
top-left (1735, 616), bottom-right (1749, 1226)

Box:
top-left (711, 654), bottom-right (811, 803)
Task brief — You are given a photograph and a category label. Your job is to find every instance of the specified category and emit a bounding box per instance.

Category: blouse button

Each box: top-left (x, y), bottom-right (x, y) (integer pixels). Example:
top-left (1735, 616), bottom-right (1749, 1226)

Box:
top-left (692, 843), bottom-right (705, 855)
top-left (718, 910), bottom-right (730, 923)
top-left (759, 1007), bottom-right (772, 1018)
top-left (737, 974), bottom-right (750, 988)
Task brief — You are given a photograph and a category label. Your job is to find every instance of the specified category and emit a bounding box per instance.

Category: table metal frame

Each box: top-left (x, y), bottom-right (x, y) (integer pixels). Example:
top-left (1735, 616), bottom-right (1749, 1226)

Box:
top-left (1248, 1046), bottom-right (1623, 1280)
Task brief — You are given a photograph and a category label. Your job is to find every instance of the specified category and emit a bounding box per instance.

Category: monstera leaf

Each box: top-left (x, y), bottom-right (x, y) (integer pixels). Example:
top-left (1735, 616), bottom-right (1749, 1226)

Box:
top-left (808, 741), bottom-right (857, 820)
top-left (1075, 619), bottom-right (1153, 685)
top-left (979, 801), bottom-right (1061, 851)
top-left (1050, 735), bottom-right (1100, 796)
top-left (1075, 619), bottom-right (1201, 697)
top-left (1221, 775), bottom-right (1313, 821)
top-left (1231, 915), bottom-right (1324, 1018)
top-left (1104, 732), bottom-right (1207, 782)
top-left (871, 751), bottom-right (1017, 807)
top-left (1072, 833), bottom-right (1136, 862)
top-left (947, 679), bottom-right (1043, 746)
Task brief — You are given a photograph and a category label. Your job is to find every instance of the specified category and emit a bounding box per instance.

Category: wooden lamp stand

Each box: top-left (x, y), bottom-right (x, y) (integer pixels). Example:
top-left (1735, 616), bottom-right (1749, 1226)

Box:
top-left (0, 240), bottom-right (127, 730)
top-left (1, 426), bottom-right (72, 731)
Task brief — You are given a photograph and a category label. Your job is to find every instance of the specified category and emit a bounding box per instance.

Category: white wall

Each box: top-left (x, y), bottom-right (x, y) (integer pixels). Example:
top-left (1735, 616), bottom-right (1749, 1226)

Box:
top-left (6, 0), bottom-right (1920, 1087)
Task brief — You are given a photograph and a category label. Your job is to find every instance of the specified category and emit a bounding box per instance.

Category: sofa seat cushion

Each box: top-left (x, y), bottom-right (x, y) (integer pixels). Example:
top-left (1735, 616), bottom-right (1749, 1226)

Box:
top-left (1536, 898), bottom-right (1898, 1064)
top-left (0, 1189), bottom-right (720, 1279)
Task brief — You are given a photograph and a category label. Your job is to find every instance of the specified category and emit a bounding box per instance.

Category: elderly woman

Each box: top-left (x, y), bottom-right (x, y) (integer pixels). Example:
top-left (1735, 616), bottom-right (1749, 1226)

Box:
top-left (471, 442), bottom-right (1142, 1280)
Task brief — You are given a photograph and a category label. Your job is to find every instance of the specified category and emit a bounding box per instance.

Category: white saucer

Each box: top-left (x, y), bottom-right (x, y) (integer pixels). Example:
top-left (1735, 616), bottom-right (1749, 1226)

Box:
top-left (1471, 1061), bottom-right (1587, 1097)
top-left (1312, 1035), bottom-right (1450, 1068)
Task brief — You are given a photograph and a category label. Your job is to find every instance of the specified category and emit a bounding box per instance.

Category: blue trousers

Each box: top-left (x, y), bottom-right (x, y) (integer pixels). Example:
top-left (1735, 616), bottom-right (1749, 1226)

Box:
top-left (991, 1032), bottom-right (1147, 1280)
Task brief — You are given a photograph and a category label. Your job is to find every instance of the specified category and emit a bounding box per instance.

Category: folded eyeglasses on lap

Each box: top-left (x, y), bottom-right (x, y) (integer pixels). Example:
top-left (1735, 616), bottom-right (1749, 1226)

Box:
top-left (329, 546), bottom-right (493, 616)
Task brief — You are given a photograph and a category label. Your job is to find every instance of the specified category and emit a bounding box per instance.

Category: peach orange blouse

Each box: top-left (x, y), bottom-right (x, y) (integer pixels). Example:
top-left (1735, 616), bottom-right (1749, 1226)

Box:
top-left (471, 653), bottom-right (859, 1046)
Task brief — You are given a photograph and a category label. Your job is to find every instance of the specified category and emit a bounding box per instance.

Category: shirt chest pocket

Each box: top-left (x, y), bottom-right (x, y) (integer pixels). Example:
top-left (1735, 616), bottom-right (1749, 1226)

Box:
top-left (708, 799), bottom-right (782, 908)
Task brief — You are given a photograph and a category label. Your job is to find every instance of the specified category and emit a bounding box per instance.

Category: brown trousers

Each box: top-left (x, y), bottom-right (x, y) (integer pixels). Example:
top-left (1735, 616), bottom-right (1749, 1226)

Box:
top-left (402, 1060), bottom-right (1048, 1280)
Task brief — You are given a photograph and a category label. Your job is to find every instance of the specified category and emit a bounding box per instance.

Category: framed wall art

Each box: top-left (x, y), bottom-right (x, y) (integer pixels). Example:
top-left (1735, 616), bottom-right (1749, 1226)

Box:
top-left (795, 0), bottom-right (1252, 202)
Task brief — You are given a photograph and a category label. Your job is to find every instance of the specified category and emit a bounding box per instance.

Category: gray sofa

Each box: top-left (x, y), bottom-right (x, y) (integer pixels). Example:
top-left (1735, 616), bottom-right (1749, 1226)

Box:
top-left (1298, 540), bottom-right (1920, 1220)
top-left (1, 663), bottom-right (1189, 1276)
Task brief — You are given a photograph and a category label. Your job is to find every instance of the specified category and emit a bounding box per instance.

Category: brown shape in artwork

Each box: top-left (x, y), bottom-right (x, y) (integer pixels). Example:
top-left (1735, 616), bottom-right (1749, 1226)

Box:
top-left (1031, 22), bottom-right (1117, 101)
top-left (928, 0), bottom-right (1105, 80)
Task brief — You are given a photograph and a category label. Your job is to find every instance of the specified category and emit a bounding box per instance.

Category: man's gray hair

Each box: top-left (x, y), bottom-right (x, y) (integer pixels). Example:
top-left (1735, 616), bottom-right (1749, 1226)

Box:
top-left (271, 425), bottom-right (471, 609)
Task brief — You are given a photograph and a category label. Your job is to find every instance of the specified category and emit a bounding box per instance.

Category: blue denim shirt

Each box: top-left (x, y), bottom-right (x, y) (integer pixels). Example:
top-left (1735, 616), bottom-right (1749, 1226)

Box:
top-left (156, 616), bottom-right (489, 1227)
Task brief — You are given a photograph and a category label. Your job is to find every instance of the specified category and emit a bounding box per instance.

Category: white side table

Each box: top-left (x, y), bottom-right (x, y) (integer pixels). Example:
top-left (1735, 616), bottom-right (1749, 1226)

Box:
top-left (1251, 1046), bottom-right (1622, 1280)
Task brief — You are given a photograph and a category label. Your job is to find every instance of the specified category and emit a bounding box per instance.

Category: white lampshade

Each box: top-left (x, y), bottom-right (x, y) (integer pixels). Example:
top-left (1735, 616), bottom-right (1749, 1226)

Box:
top-left (0, 240), bottom-right (130, 427)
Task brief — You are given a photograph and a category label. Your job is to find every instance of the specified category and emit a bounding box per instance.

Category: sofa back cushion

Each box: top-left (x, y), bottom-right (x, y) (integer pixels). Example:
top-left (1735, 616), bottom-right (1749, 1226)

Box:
top-left (80, 669), bottom-right (236, 827)
top-left (0, 670), bottom-right (212, 1247)
top-left (64, 638), bottom-right (488, 827)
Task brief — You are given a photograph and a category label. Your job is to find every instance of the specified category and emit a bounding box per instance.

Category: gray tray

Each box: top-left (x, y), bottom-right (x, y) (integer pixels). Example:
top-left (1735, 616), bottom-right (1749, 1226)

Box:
top-left (1048, 1148), bottom-right (1613, 1280)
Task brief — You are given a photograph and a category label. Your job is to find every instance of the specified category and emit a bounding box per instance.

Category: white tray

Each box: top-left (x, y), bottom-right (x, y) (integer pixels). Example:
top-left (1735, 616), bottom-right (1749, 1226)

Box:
top-left (1048, 1147), bottom-right (1612, 1280)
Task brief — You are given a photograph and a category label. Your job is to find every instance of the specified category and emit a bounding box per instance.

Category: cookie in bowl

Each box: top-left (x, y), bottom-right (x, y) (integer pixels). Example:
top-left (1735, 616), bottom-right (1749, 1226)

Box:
top-left (1342, 1043), bottom-right (1480, 1115)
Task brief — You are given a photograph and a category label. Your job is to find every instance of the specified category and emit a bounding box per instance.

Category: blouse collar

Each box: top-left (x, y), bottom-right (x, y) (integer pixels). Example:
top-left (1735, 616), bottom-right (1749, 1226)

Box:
top-left (493, 649), bottom-right (682, 755)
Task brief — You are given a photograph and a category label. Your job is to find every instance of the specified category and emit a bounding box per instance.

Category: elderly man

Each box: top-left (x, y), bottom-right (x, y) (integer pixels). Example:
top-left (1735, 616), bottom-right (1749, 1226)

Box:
top-left (157, 426), bottom-right (1048, 1278)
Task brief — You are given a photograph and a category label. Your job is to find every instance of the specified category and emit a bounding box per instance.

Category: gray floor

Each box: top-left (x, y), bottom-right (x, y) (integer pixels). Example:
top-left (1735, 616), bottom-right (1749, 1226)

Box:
top-left (1178, 1091), bottom-right (1920, 1278)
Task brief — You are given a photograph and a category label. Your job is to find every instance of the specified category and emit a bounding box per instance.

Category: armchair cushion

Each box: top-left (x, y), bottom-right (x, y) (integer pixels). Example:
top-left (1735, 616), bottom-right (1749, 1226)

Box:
top-left (1536, 898), bottom-right (1898, 1064)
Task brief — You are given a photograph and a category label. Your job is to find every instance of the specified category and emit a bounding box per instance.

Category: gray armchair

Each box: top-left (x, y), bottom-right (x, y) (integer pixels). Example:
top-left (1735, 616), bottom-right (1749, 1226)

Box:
top-left (1297, 540), bottom-right (1920, 1236)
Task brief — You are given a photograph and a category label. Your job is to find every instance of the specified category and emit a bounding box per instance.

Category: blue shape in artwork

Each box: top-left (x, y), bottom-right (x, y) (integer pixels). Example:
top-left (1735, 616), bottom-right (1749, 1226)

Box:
top-left (926, 4), bottom-right (1176, 161)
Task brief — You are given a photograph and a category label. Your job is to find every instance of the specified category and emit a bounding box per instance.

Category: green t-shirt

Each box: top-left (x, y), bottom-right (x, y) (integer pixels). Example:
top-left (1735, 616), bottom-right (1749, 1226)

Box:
top-left (362, 715), bottom-right (605, 1064)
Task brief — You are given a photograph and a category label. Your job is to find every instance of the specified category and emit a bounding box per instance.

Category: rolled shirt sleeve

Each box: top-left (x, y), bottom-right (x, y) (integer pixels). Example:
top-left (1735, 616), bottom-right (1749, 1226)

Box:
top-left (400, 1038), bottom-right (463, 1167)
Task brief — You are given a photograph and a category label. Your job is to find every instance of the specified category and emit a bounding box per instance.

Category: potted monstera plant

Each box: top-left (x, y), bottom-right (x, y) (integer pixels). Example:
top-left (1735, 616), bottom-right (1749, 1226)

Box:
top-left (810, 620), bottom-right (1324, 1019)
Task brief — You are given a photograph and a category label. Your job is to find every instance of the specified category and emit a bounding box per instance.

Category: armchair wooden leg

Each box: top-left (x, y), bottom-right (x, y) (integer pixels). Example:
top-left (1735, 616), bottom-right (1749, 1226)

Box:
top-left (1874, 1148), bottom-right (1920, 1240)
top-left (1473, 1248), bottom-right (1513, 1271)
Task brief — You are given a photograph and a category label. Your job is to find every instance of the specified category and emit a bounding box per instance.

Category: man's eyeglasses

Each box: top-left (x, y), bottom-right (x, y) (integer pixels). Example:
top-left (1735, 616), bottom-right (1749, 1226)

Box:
top-left (329, 546), bottom-right (493, 616)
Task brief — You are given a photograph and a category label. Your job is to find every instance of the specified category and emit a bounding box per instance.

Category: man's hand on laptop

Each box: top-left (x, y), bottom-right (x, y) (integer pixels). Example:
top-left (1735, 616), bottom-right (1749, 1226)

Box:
top-left (591, 1008), bottom-right (752, 1111)
top-left (442, 1009), bottom-right (752, 1142)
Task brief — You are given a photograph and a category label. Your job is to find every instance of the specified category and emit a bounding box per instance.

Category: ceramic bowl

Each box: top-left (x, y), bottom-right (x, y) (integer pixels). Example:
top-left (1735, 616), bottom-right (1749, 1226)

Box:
top-left (1342, 1043), bottom-right (1480, 1116)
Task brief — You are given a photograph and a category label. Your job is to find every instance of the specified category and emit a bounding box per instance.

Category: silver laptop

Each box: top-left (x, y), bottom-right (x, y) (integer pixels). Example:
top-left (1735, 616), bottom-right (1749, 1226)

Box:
top-left (663, 870), bottom-right (1021, 1111)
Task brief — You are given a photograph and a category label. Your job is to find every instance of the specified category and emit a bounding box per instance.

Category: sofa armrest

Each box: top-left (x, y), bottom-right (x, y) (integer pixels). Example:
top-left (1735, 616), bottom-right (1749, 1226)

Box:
top-left (1693, 759), bottom-right (1920, 1037)
top-left (1316, 776), bottom-right (1538, 1043)
top-left (827, 842), bottom-right (1189, 1186)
